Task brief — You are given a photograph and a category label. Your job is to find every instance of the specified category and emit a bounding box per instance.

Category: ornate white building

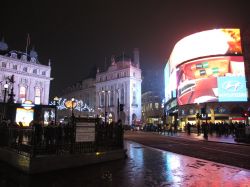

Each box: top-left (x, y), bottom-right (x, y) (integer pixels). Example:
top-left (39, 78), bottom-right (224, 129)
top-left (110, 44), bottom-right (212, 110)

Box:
top-left (0, 39), bottom-right (52, 104)
top-left (96, 49), bottom-right (142, 125)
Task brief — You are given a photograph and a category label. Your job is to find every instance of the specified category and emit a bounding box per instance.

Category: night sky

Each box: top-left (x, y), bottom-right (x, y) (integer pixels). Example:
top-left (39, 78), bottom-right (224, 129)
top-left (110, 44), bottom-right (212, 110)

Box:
top-left (1, 0), bottom-right (250, 97)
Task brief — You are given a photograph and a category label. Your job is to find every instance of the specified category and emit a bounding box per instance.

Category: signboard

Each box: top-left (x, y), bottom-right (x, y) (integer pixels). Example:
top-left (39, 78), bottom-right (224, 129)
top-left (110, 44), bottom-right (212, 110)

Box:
top-left (75, 122), bottom-right (95, 142)
top-left (217, 76), bottom-right (247, 102)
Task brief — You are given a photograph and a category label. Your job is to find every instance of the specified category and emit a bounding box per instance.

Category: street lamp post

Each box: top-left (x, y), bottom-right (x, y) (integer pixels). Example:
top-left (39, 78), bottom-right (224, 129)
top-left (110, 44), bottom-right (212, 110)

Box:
top-left (3, 82), bottom-right (8, 103)
top-left (53, 96), bottom-right (59, 125)
top-left (71, 98), bottom-right (75, 117)
top-left (102, 91), bottom-right (107, 125)
top-left (2, 82), bottom-right (9, 121)
top-left (116, 89), bottom-right (120, 121)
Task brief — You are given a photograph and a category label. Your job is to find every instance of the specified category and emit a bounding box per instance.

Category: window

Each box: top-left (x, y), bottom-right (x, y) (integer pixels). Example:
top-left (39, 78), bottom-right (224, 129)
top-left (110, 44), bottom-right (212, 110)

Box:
top-left (155, 103), bottom-right (159, 109)
top-left (42, 71), bottom-right (46, 76)
top-left (23, 67), bottom-right (27, 72)
top-left (13, 65), bottom-right (17, 70)
top-left (33, 69), bottom-right (37, 74)
top-left (121, 87), bottom-right (125, 104)
top-left (35, 88), bottom-right (41, 104)
top-left (2, 62), bottom-right (6, 68)
top-left (133, 72), bottom-right (136, 77)
top-left (19, 86), bottom-right (26, 103)
top-left (110, 91), bottom-right (114, 106)
top-left (101, 93), bottom-right (105, 107)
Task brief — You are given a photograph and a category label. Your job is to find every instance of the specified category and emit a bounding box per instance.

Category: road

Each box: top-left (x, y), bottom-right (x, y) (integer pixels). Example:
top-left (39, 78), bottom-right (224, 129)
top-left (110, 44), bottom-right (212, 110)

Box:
top-left (124, 131), bottom-right (250, 170)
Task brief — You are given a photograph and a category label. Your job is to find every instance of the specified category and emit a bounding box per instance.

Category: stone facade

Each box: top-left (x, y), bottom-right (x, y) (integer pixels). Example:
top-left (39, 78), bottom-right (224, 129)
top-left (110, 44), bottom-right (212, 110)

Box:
top-left (96, 49), bottom-right (142, 125)
top-left (0, 50), bottom-right (52, 105)
top-left (142, 91), bottom-right (163, 124)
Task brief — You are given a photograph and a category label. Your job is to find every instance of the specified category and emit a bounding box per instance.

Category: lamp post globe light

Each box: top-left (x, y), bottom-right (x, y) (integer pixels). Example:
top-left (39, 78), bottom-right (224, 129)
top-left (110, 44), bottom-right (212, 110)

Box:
top-left (53, 96), bottom-right (59, 125)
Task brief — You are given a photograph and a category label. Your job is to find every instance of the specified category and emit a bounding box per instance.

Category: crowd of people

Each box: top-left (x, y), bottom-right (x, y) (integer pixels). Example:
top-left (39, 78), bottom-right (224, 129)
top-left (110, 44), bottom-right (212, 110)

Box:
top-left (185, 121), bottom-right (247, 138)
top-left (0, 118), bottom-right (124, 148)
top-left (139, 121), bottom-right (249, 140)
top-left (0, 119), bottom-right (75, 146)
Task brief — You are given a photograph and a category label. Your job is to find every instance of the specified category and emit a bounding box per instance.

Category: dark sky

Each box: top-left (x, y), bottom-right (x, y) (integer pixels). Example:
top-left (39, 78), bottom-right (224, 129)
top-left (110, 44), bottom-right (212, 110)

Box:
top-left (1, 0), bottom-right (250, 97)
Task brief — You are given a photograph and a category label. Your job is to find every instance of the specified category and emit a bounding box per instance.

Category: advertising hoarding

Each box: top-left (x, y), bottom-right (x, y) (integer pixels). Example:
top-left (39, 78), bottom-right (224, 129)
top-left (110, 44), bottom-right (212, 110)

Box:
top-left (176, 56), bottom-right (247, 105)
top-left (15, 108), bottom-right (34, 126)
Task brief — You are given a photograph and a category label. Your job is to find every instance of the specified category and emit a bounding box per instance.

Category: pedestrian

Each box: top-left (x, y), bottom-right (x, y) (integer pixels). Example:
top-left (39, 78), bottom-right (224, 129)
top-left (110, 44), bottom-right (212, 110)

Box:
top-left (187, 122), bottom-right (191, 135)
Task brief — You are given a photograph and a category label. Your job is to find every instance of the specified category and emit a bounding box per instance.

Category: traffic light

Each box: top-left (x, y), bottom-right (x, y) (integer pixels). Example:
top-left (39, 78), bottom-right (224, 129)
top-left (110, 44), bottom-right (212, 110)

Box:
top-left (120, 104), bottom-right (124, 112)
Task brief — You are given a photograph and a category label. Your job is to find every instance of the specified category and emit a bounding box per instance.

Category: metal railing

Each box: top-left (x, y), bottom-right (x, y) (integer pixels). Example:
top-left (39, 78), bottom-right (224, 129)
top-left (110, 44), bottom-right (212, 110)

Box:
top-left (0, 122), bottom-right (124, 157)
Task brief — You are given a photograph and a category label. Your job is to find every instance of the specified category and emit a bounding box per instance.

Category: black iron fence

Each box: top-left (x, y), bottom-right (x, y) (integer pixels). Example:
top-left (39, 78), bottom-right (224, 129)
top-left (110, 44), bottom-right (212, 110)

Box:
top-left (0, 120), bottom-right (124, 157)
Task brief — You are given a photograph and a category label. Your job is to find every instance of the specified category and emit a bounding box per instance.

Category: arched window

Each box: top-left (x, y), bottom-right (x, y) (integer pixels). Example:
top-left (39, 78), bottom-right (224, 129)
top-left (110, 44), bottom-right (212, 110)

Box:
top-left (34, 87), bottom-right (41, 104)
top-left (19, 86), bottom-right (26, 103)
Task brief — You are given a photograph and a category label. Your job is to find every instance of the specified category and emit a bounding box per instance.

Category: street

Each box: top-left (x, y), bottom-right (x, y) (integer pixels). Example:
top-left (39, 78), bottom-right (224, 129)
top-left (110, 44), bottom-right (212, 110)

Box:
top-left (1, 140), bottom-right (250, 186)
top-left (124, 131), bottom-right (250, 170)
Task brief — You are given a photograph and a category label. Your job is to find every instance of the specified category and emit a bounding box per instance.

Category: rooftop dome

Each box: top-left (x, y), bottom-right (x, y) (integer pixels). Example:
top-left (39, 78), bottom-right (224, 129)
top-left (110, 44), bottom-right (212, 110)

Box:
top-left (0, 37), bottom-right (8, 51)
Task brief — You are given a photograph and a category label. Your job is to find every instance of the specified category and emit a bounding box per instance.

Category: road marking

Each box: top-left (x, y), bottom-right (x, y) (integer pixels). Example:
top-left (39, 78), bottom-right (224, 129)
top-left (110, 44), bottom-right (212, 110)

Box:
top-left (202, 147), bottom-right (250, 157)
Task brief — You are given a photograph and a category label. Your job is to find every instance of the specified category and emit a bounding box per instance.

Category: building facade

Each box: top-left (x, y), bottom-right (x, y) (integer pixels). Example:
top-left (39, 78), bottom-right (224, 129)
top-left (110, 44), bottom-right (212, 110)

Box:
top-left (141, 91), bottom-right (163, 125)
top-left (96, 49), bottom-right (142, 125)
top-left (0, 40), bottom-right (52, 105)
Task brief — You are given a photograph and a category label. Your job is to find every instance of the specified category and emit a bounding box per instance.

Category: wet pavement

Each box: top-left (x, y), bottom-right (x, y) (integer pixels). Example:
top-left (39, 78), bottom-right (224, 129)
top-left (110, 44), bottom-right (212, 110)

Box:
top-left (0, 140), bottom-right (250, 187)
top-left (160, 131), bottom-right (240, 144)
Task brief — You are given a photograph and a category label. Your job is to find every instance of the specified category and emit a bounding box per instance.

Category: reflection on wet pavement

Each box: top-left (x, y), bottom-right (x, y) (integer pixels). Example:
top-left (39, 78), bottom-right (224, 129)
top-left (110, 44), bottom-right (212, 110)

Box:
top-left (125, 141), bottom-right (250, 186)
top-left (0, 140), bottom-right (249, 186)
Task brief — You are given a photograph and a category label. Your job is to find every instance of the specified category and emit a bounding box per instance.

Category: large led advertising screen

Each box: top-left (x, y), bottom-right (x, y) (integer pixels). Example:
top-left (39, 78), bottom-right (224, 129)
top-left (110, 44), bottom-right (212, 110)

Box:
top-left (176, 56), bottom-right (247, 105)
top-left (168, 29), bottom-right (242, 72)
top-left (164, 28), bottom-right (247, 105)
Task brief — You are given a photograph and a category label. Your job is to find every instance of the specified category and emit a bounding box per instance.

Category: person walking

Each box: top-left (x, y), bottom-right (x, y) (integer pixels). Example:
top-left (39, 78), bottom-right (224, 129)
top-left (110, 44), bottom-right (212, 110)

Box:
top-left (187, 122), bottom-right (191, 135)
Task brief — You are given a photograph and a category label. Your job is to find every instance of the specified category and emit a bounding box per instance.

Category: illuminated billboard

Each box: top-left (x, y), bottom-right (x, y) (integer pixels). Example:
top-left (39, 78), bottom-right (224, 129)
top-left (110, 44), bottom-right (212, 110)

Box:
top-left (168, 29), bottom-right (242, 72)
top-left (176, 56), bottom-right (247, 105)
top-left (164, 28), bottom-right (247, 105)
top-left (15, 108), bottom-right (34, 126)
